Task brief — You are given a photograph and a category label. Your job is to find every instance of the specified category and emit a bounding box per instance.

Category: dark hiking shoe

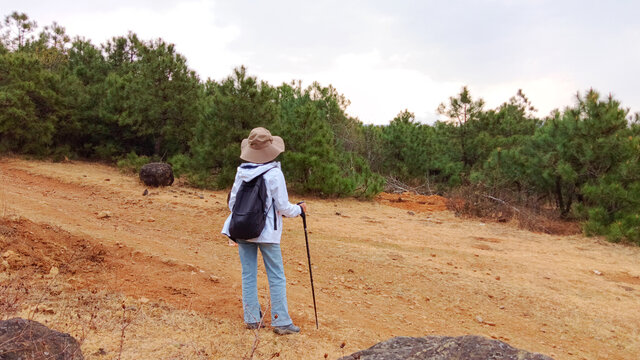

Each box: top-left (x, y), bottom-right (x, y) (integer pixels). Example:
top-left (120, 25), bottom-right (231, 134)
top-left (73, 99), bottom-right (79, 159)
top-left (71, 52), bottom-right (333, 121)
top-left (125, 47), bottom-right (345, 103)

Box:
top-left (273, 324), bottom-right (300, 335)
top-left (246, 322), bottom-right (266, 330)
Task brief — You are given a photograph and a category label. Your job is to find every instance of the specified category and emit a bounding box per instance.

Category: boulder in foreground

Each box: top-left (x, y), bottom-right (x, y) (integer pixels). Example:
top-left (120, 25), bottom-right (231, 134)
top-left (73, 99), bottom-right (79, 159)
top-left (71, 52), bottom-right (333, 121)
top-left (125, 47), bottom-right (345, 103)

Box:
top-left (139, 162), bottom-right (174, 187)
top-left (338, 335), bottom-right (553, 360)
top-left (0, 318), bottom-right (84, 360)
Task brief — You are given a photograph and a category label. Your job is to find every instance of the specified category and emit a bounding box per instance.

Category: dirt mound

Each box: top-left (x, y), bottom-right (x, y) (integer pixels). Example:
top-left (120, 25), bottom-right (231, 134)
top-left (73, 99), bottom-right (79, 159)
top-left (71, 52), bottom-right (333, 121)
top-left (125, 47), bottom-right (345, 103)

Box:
top-left (376, 192), bottom-right (448, 212)
top-left (0, 218), bottom-right (238, 317)
top-left (1, 218), bottom-right (107, 277)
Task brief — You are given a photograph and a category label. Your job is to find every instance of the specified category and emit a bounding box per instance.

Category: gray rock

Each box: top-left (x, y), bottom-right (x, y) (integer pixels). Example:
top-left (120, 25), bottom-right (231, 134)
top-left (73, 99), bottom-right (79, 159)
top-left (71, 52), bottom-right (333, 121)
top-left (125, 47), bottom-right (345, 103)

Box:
top-left (139, 162), bottom-right (174, 187)
top-left (338, 335), bottom-right (553, 360)
top-left (0, 318), bottom-right (84, 360)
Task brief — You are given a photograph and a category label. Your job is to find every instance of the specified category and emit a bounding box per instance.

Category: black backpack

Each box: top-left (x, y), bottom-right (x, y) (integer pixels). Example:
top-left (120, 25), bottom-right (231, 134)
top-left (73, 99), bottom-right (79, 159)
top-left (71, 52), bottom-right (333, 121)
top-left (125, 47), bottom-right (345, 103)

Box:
top-left (228, 168), bottom-right (276, 241)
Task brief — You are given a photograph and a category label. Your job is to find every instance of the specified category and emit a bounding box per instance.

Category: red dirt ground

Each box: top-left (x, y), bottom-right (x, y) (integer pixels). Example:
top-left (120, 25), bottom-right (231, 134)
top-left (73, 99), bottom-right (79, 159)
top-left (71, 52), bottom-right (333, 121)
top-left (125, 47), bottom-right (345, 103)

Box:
top-left (375, 192), bottom-right (449, 213)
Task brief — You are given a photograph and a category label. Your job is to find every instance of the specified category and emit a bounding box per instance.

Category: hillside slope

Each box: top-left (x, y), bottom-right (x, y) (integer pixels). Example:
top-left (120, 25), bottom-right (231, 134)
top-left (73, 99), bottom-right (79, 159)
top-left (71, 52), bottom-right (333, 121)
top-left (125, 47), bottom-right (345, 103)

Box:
top-left (1, 158), bottom-right (639, 359)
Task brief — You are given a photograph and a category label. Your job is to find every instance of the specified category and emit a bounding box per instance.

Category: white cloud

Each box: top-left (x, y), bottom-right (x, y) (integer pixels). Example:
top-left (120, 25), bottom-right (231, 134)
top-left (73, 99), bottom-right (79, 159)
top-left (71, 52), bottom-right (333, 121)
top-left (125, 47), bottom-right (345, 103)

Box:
top-left (258, 49), bottom-right (462, 124)
top-left (34, 1), bottom-right (245, 79)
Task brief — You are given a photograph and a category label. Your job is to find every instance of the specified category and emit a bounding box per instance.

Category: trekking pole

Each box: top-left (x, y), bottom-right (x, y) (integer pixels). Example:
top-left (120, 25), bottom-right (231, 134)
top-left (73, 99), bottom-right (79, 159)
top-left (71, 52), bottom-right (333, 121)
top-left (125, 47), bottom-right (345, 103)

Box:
top-left (298, 201), bottom-right (318, 329)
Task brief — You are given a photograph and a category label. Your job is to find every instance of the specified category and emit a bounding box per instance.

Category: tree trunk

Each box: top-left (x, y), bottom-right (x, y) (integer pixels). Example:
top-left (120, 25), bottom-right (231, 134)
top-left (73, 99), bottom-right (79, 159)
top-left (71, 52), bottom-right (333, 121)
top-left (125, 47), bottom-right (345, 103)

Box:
top-left (154, 136), bottom-right (163, 157)
top-left (555, 177), bottom-right (565, 215)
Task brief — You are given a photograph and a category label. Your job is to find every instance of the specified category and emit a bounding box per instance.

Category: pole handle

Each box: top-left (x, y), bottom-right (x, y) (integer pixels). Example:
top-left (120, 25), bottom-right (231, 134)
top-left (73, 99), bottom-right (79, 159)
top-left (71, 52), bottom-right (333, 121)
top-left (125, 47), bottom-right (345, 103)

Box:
top-left (297, 201), bottom-right (306, 222)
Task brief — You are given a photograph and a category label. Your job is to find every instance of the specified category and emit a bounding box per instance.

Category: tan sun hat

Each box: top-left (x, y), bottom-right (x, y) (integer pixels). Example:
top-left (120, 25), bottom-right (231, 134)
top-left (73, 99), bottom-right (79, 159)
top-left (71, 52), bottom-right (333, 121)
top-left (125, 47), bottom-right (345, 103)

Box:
top-left (240, 127), bottom-right (285, 164)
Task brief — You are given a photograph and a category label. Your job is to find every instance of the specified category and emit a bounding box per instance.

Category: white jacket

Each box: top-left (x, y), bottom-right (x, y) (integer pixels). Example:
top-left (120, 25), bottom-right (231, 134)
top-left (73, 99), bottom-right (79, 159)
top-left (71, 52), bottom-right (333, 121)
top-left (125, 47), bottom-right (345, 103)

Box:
top-left (221, 162), bottom-right (302, 243)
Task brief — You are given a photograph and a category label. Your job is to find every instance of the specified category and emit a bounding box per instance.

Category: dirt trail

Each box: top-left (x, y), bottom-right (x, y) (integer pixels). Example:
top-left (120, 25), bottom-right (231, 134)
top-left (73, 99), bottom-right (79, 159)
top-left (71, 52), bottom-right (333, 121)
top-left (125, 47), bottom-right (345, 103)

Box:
top-left (1, 157), bottom-right (640, 360)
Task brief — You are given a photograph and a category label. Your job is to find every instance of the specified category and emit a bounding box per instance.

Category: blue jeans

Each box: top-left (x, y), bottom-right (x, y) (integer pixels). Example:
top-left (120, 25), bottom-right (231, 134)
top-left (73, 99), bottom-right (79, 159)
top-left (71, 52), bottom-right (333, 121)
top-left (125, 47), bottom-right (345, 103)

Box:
top-left (237, 241), bottom-right (292, 327)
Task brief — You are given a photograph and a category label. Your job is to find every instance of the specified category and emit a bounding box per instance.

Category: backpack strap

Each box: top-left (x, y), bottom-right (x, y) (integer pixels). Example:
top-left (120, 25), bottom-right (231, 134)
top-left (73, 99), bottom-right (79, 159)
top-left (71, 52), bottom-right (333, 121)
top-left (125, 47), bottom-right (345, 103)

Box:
top-left (258, 167), bottom-right (277, 231)
top-left (257, 166), bottom-right (276, 177)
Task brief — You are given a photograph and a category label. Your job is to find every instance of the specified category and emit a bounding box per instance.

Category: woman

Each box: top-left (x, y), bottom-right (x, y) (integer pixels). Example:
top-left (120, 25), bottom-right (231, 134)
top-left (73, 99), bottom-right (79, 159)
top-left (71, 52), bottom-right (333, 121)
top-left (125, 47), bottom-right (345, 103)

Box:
top-left (222, 127), bottom-right (307, 335)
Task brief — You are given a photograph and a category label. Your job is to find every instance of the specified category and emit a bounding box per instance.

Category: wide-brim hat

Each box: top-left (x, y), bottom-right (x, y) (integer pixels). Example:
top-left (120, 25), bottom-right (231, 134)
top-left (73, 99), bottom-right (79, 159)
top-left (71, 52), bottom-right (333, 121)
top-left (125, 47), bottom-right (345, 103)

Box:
top-left (240, 127), bottom-right (285, 164)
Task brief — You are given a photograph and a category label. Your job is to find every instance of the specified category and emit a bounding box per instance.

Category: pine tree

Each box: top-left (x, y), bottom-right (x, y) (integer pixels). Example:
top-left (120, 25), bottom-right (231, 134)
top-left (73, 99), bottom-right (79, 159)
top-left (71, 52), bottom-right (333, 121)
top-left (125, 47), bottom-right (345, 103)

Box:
top-left (273, 81), bottom-right (383, 197)
top-left (1, 12), bottom-right (37, 51)
top-left (529, 90), bottom-right (630, 217)
top-left (100, 33), bottom-right (203, 159)
top-left (437, 86), bottom-right (486, 172)
top-left (188, 66), bottom-right (278, 188)
top-left (0, 50), bottom-right (60, 155)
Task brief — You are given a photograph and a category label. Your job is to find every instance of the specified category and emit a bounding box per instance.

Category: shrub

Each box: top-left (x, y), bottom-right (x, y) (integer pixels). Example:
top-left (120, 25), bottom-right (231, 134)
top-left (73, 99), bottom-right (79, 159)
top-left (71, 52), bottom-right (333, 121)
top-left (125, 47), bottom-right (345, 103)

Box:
top-left (116, 151), bottom-right (151, 174)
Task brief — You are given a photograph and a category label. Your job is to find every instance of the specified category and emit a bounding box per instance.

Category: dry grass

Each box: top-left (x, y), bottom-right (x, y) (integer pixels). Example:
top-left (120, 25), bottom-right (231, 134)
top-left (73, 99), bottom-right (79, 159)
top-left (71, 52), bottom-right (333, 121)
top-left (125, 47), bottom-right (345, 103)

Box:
top-left (3, 285), bottom-right (328, 359)
top-left (445, 186), bottom-right (581, 235)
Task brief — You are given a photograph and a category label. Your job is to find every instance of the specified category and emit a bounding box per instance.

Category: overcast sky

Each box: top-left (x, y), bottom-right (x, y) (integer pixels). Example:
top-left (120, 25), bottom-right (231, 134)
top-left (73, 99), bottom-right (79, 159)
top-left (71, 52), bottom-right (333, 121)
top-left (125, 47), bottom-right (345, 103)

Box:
top-left (7, 0), bottom-right (640, 124)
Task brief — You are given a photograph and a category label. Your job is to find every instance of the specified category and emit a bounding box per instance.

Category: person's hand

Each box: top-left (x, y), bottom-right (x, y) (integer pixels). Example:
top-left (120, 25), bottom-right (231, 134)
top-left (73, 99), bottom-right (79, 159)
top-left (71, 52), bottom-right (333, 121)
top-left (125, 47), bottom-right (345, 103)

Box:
top-left (228, 238), bottom-right (237, 247)
top-left (299, 202), bottom-right (307, 214)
